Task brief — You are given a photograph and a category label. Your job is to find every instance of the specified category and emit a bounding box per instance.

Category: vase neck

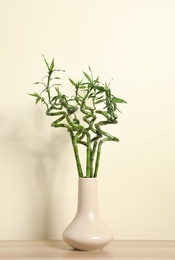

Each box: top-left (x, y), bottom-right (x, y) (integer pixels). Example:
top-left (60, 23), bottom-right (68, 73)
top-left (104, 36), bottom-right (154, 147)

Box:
top-left (77, 178), bottom-right (99, 212)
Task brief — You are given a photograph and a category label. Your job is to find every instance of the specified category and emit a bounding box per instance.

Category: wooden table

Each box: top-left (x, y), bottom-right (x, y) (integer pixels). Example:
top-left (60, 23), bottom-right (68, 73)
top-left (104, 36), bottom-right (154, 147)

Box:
top-left (0, 240), bottom-right (175, 259)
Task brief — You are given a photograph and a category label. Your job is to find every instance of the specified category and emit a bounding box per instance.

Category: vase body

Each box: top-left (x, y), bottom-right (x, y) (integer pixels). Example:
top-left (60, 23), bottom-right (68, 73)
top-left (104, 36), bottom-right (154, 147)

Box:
top-left (62, 178), bottom-right (113, 251)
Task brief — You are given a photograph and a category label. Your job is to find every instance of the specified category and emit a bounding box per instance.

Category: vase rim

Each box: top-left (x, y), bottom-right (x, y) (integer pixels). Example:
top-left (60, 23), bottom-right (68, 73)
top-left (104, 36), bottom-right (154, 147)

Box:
top-left (78, 177), bottom-right (98, 179)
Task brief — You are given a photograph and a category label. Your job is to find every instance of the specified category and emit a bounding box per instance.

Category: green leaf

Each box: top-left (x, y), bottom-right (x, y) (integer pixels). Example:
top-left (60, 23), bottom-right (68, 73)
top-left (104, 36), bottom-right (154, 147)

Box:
top-left (51, 96), bottom-right (56, 101)
top-left (35, 97), bottom-right (41, 104)
top-left (93, 76), bottom-right (100, 84)
top-left (55, 87), bottom-right (60, 94)
top-left (69, 78), bottom-right (76, 86)
top-left (83, 71), bottom-right (92, 82)
top-left (50, 83), bottom-right (62, 87)
top-left (105, 87), bottom-right (111, 98)
top-left (94, 86), bottom-right (105, 92)
top-left (79, 86), bottom-right (87, 89)
top-left (28, 92), bottom-right (42, 104)
top-left (42, 54), bottom-right (50, 70)
top-left (96, 95), bottom-right (103, 100)
top-left (28, 92), bottom-right (40, 98)
top-left (112, 97), bottom-right (127, 103)
top-left (50, 58), bottom-right (54, 71)
top-left (95, 98), bottom-right (106, 104)
top-left (88, 65), bottom-right (92, 73)
top-left (53, 69), bottom-right (65, 73)
top-left (33, 82), bottom-right (47, 88)
top-left (88, 93), bottom-right (95, 98)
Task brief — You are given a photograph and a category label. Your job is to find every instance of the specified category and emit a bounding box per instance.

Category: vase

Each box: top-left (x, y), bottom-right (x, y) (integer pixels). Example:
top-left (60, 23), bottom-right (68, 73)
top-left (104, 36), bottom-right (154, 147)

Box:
top-left (62, 177), bottom-right (113, 251)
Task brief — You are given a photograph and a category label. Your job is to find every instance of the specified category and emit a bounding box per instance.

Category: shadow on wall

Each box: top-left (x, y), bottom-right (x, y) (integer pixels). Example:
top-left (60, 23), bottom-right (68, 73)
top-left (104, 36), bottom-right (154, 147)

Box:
top-left (0, 108), bottom-right (71, 239)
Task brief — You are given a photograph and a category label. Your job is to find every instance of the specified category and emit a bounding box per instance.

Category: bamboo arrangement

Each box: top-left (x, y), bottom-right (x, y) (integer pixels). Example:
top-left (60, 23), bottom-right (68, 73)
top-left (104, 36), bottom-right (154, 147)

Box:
top-left (29, 56), bottom-right (126, 178)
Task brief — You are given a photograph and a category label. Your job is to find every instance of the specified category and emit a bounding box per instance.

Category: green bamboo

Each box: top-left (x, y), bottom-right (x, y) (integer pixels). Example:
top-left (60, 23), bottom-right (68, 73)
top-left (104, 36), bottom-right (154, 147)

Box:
top-left (90, 140), bottom-right (98, 177)
top-left (94, 140), bottom-right (103, 178)
top-left (95, 121), bottom-right (119, 142)
top-left (72, 135), bottom-right (84, 178)
top-left (86, 132), bottom-right (91, 178)
top-left (29, 56), bottom-right (126, 178)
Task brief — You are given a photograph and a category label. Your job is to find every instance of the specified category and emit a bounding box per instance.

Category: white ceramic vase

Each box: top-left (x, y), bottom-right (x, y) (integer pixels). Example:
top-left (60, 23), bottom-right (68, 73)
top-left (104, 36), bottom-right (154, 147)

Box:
top-left (62, 177), bottom-right (113, 251)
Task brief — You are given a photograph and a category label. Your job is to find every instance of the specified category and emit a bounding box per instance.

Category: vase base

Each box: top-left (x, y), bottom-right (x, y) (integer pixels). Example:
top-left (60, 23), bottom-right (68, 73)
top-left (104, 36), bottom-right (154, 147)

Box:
top-left (63, 235), bottom-right (113, 251)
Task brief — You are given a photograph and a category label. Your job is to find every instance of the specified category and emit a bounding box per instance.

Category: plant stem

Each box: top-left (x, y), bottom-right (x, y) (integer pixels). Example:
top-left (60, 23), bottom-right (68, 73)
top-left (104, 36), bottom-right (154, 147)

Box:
top-left (90, 140), bottom-right (98, 177)
top-left (83, 131), bottom-right (90, 178)
top-left (46, 73), bottom-right (52, 103)
top-left (94, 140), bottom-right (103, 178)
top-left (72, 135), bottom-right (84, 178)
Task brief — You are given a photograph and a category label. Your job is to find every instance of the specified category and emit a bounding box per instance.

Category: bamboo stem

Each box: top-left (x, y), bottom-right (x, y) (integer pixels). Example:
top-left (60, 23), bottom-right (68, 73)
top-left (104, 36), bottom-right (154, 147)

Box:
top-left (72, 135), bottom-right (84, 178)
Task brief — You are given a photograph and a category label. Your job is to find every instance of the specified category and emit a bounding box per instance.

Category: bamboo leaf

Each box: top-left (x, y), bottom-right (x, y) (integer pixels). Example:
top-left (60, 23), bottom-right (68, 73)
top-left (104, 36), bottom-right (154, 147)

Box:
top-left (28, 92), bottom-right (42, 104)
top-left (88, 93), bottom-right (95, 98)
top-left (105, 87), bottom-right (111, 98)
top-left (36, 97), bottom-right (41, 104)
top-left (42, 54), bottom-right (50, 70)
top-left (50, 58), bottom-right (54, 71)
top-left (28, 92), bottom-right (40, 98)
top-left (112, 97), bottom-right (127, 103)
top-left (94, 76), bottom-right (99, 83)
top-left (55, 86), bottom-right (60, 94)
top-left (69, 78), bottom-right (76, 86)
top-left (53, 69), bottom-right (65, 72)
top-left (88, 65), bottom-right (92, 73)
top-left (95, 98), bottom-right (106, 104)
top-left (33, 82), bottom-right (47, 88)
top-left (94, 86), bottom-right (105, 92)
top-left (51, 96), bottom-right (59, 102)
top-left (96, 95), bottom-right (103, 100)
top-left (83, 71), bottom-right (92, 82)
top-left (50, 83), bottom-right (62, 87)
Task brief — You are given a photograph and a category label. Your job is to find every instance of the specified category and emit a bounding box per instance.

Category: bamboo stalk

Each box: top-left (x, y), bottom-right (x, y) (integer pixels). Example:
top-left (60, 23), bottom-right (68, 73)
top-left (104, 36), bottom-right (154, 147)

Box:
top-left (72, 135), bottom-right (84, 178)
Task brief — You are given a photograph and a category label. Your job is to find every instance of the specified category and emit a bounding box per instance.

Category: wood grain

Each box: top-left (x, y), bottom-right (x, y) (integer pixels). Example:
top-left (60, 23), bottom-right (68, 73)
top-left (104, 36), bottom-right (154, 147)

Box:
top-left (0, 240), bottom-right (175, 259)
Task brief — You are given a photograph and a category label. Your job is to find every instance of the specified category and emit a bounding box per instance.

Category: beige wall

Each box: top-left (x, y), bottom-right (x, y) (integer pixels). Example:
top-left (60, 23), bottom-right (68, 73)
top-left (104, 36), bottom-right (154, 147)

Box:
top-left (0, 0), bottom-right (175, 240)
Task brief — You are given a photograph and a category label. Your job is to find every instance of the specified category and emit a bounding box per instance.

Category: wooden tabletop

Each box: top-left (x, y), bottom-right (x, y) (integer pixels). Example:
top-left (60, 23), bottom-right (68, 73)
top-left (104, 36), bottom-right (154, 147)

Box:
top-left (0, 240), bottom-right (175, 259)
